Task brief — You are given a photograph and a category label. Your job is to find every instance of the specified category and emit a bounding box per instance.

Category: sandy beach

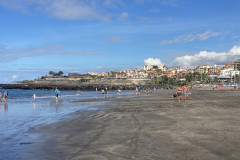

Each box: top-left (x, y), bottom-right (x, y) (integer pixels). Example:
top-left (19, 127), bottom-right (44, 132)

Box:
top-left (21, 89), bottom-right (240, 160)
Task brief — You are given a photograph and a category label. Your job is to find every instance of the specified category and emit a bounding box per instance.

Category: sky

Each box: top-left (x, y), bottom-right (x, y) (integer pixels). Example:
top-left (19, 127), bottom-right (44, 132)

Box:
top-left (1, 0), bottom-right (240, 83)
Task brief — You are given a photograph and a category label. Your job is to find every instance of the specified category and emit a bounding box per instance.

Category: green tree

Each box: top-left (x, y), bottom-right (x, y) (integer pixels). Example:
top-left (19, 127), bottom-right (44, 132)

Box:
top-left (193, 72), bottom-right (201, 81)
top-left (234, 74), bottom-right (239, 82)
top-left (49, 71), bottom-right (55, 77)
top-left (162, 75), bottom-right (169, 84)
top-left (57, 71), bottom-right (64, 77)
top-left (238, 66), bottom-right (240, 71)
top-left (185, 72), bottom-right (193, 83)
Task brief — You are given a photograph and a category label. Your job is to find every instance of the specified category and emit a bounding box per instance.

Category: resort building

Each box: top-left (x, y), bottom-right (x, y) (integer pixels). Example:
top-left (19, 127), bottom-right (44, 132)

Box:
top-left (234, 58), bottom-right (240, 70)
top-left (143, 64), bottom-right (165, 71)
top-left (196, 64), bottom-right (211, 74)
top-left (177, 71), bottom-right (188, 78)
top-left (223, 62), bottom-right (235, 70)
top-left (218, 69), bottom-right (240, 80)
top-left (164, 71), bottom-right (177, 78)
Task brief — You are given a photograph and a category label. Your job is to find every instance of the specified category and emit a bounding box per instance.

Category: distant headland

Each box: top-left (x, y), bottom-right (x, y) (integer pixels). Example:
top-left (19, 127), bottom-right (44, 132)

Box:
top-left (4, 59), bottom-right (240, 90)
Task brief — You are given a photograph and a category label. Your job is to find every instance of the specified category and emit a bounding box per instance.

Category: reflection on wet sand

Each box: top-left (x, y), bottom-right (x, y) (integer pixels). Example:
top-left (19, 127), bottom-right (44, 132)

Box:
top-left (3, 102), bottom-right (8, 111)
top-left (33, 102), bottom-right (36, 109)
top-left (0, 101), bottom-right (8, 112)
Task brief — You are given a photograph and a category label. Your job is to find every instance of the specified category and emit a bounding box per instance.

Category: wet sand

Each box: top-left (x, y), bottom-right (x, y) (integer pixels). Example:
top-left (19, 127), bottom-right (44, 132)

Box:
top-left (24, 89), bottom-right (240, 160)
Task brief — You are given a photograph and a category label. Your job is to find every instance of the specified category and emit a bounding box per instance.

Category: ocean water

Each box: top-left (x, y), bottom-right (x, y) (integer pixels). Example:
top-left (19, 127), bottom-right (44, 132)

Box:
top-left (0, 89), bottom-right (135, 159)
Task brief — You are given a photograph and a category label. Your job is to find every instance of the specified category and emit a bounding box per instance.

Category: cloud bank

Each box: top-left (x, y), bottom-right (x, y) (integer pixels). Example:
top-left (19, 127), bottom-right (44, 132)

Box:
top-left (172, 45), bottom-right (240, 67)
top-left (144, 58), bottom-right (163, 65)
top-left (0, 0), bottom-right (111, 21)
top-left (0, 45), bottom-right (103, 62)
top-left (161, 30), bottom-right (222, 45)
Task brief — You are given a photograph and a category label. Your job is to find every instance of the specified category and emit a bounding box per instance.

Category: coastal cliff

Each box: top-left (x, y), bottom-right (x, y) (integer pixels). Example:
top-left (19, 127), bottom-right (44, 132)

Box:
top-left (6, 78), bottom-right (151, 90)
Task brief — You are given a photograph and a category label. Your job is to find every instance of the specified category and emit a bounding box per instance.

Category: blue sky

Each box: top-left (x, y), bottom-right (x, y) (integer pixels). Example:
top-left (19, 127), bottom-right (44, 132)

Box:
top-left (1, 0), bottom-right (240, 83)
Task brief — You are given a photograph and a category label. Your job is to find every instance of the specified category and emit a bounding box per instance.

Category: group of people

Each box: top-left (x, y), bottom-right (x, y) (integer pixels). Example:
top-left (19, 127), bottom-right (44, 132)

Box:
top-left (101, 88), bottom-right (108, 98)
top-left (0, 89), bottom-right (8, 102)
top-left (32, 88), bottom-right (60, 101)
top-left (176, 84), bottom-right (190, 103)
top-left (136, 86), bottom-right (161, 96)
top-left (135, 87), bottom-right (141, 96)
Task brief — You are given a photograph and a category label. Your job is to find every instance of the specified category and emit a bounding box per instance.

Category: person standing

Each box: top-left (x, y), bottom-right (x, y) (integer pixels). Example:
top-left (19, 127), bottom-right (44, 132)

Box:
top-left (105, 89), bottom-right (108, 98)
top-left (117, 88), bottom-right (121, 95)
top-left (3, 90), bottom-right (8, 102)
top-left (183, 84), bottom-right (190, 102)
top-left (138, 87), bottom-right (141, 96)
top-left (55, 88), bottom-right (60, 100)
top-left (32, 93), bottom-right (36, 101)
top-left (0, 92), bottom-right (2, 102)
top-left (176, 84), bottom-right (183, 103)
top-left (101, 89), bottom-right (105, 97)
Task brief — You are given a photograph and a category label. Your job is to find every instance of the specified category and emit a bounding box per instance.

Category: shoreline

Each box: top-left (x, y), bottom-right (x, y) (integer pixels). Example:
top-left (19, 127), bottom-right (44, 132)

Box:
top-left (9, 89), bottom-right (240, 159)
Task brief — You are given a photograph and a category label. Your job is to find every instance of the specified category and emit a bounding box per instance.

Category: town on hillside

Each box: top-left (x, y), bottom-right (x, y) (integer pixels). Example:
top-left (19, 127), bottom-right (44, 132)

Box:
top-left (32, 58), bottom-right (240, 86)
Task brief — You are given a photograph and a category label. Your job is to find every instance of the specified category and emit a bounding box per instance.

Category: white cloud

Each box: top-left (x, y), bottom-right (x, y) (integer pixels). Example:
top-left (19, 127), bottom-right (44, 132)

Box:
top-left (0, 0), bottom-right (111, 21)
top-left (12, 75), bottom-right (17, 80)
top-left (119, 12), bottom-right (129, 21)
top-left (172, 45), bottom-right (240, 67)
top-left (0, 45), bottom-right (103, 62)
top-left (0, 0), bottom-right (45, 13)
top-left (45, 0), bottom-right (110, 21)
top-left (144, 58), bottom-right (163, 65)
top-left (161, 30), bottom-right (222, 45)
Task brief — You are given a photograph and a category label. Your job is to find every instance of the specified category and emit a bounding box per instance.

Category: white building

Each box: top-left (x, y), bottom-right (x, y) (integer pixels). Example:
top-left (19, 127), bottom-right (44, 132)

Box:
top-left (218, 69), bottom-right (240, 79)
top-left (143, 65), bottom-right (165, 71)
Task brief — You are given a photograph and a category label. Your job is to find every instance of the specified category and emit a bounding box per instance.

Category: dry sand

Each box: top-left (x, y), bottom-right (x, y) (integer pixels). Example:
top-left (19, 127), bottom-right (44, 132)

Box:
top-left (24, 89), bottom-right (240, 160)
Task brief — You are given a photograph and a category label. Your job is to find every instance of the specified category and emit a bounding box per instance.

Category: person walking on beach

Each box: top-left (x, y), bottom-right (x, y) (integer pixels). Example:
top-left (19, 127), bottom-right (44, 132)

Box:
top-left (176, 84), bottom-right (183, 103)
top-left (3, 90), bottom-right (8, 102)
top-left (183, 84), bottom-right (190, 102)
top-left (55, 88), bottom-right (60, 100)
top-left (135, 87), bottom-right (138, 95)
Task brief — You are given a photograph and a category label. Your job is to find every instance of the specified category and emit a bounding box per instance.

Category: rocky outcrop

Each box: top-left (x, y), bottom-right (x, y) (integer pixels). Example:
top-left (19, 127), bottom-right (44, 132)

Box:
top-left (5, 78), bottom-right (151, 90)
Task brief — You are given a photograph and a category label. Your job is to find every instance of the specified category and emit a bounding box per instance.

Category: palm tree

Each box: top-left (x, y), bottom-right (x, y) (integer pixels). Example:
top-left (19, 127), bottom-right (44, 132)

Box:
top-left (49, 71), bottom-right (54, 77)
top-left (57, 71), bottom-right (64, 77)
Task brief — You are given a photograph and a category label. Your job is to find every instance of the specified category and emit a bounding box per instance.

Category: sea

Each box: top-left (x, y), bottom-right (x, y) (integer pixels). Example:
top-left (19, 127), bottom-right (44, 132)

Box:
top-left (0, 89), bottom-right (135, 159)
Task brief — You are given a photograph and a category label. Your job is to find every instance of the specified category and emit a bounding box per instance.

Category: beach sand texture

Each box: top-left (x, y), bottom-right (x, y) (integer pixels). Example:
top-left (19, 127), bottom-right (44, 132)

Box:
top-left (25, 89), bottom-right (240, 160)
